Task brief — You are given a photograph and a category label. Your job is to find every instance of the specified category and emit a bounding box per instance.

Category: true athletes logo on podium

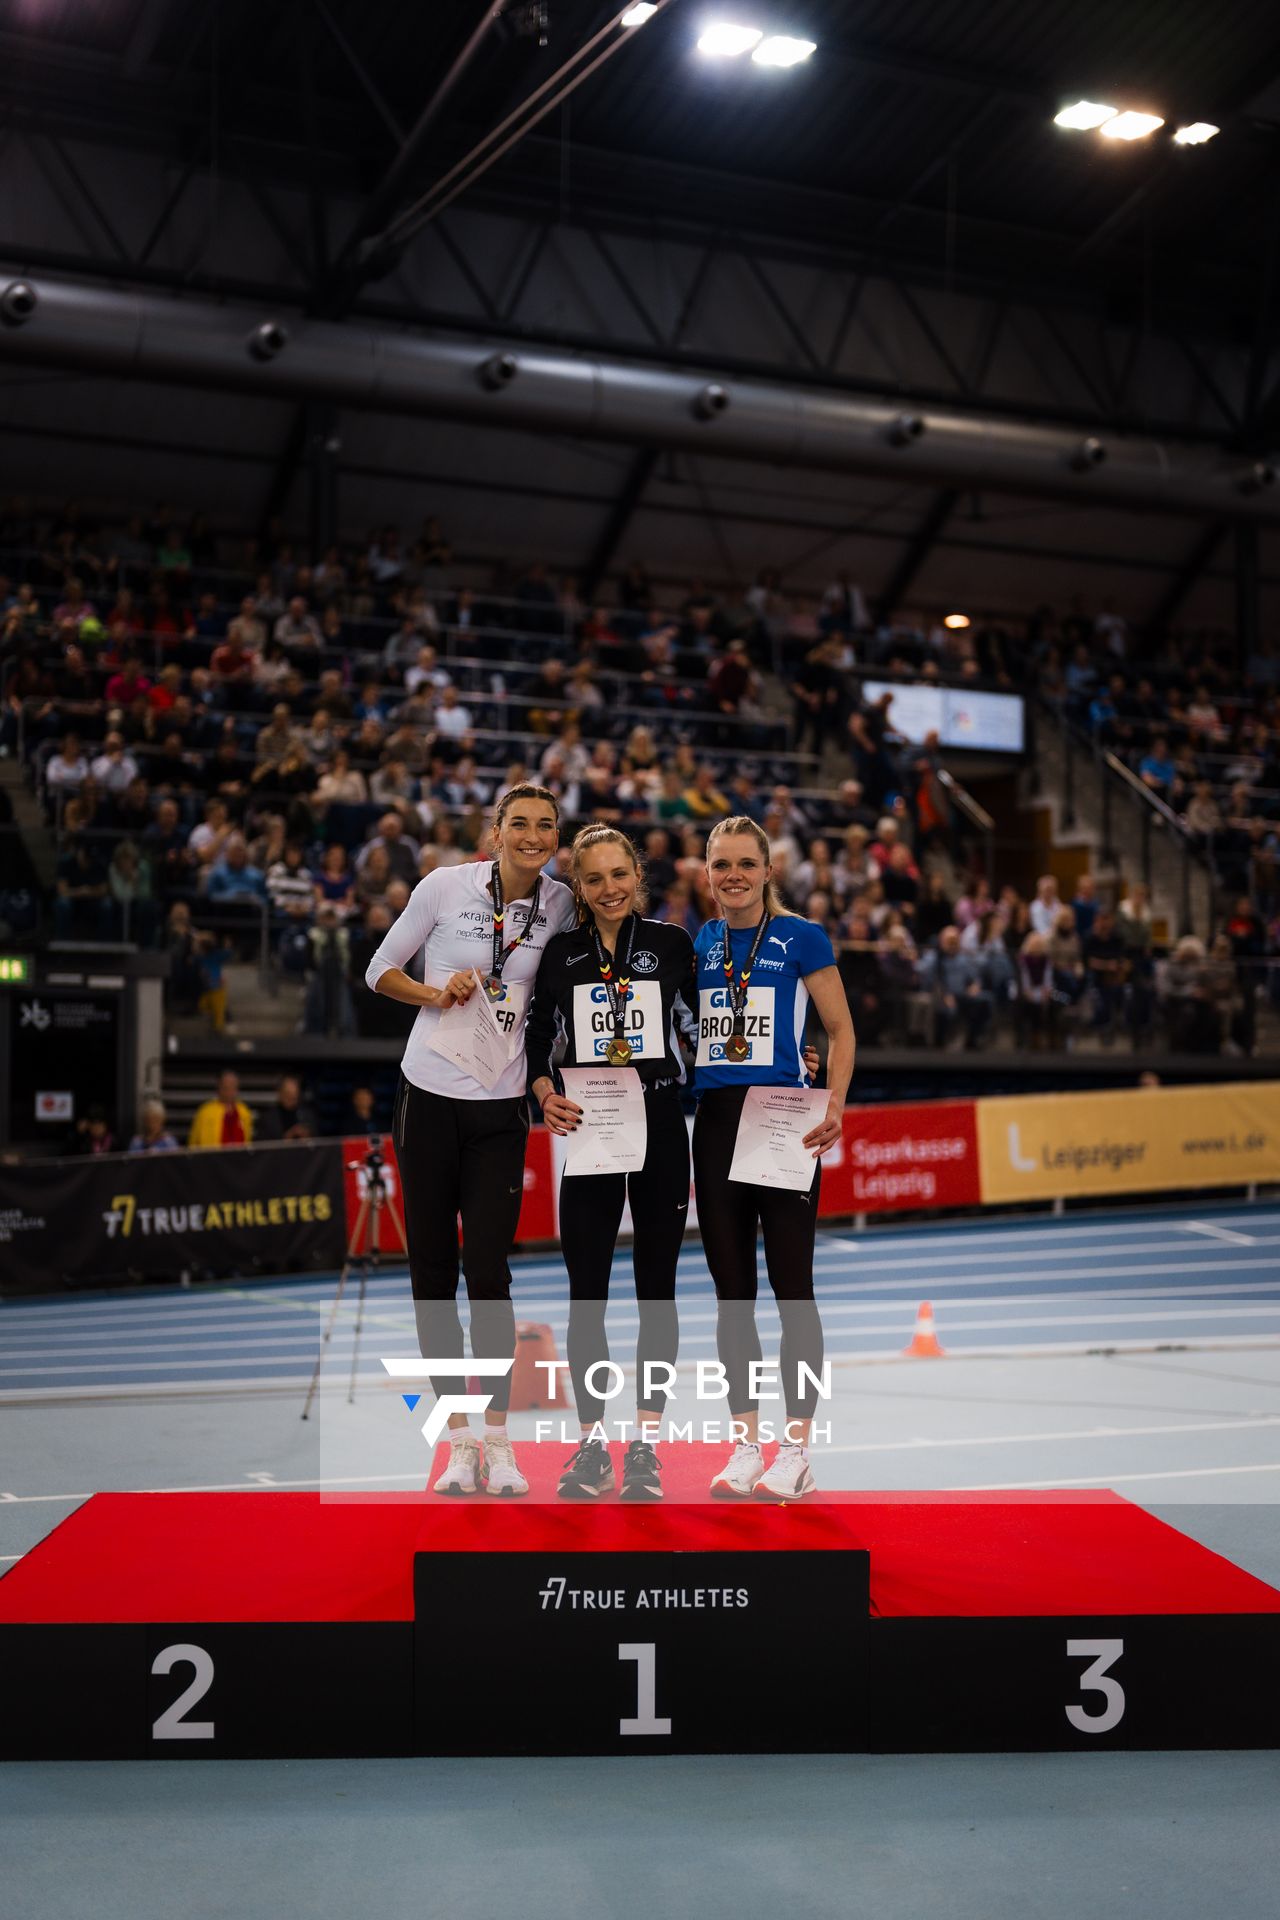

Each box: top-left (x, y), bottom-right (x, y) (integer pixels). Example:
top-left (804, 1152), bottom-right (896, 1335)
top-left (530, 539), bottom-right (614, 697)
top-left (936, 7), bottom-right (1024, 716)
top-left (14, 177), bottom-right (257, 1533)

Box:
top-left (414, 1546), bottom-right (870, 1755)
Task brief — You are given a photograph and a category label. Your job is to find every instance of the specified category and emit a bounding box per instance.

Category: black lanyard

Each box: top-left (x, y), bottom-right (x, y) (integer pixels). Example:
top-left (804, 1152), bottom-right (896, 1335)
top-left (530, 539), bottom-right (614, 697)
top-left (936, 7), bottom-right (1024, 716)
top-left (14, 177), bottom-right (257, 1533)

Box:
top-left (722, 913), bottom-right (772, 1029)
top-left (722, 913), bottom-right (771, 1059)
top-left (592, 912), bottom-right (638, 1049)
top-left (487, 865), bottom-right (542, 997)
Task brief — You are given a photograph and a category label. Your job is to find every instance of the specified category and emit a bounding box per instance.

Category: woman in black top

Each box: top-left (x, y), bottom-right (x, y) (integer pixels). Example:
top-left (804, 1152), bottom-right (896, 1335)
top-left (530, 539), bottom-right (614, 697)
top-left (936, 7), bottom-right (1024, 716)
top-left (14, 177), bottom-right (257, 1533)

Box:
top-left (526, 825), bottom-right (697, 1502)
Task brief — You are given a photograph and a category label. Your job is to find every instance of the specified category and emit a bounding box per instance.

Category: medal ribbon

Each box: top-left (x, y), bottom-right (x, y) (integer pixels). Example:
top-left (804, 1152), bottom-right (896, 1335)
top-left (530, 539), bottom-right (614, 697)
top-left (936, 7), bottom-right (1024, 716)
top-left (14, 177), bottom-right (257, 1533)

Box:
top-left (490, 865), bottom-right (543, 985)
top-left (593, 911), bottom-right (637, 1045)
top-left (722, 912), bottom-right (772, 1031)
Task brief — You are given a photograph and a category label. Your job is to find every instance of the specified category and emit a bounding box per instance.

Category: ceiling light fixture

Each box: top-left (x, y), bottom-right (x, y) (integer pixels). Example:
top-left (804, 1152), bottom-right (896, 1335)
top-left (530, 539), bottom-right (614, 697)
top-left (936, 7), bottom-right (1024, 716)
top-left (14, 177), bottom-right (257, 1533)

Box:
top-left (620, 4), bottom-right (658, 26)
top-left (1173, 122), bottom-right (1220, 145)
top-left (752, 35), bottom-right (816, 66)
top-left (943, 613), bottom-right (971, 631)
top-left (697, 22), bottom-right (764, 57)
top-left (1054, 101), bottom-right (1118, 131)
top-left (1099, 110), bottom-right (1164, 141)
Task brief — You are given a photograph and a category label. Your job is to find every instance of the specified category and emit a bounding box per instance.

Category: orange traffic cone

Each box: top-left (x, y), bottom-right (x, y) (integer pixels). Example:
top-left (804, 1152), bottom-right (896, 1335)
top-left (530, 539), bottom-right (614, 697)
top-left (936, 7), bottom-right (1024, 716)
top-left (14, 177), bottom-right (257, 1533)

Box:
top-left (509, 1321), bottom-right (570, 1410)
top-left (903, 1300), bottom-right (946, 1358)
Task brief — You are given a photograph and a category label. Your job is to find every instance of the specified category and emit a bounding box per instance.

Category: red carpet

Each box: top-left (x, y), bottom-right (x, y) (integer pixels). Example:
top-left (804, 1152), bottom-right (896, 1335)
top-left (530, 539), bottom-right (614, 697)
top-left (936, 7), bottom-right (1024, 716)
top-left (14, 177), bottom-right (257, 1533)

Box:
top-left (2, 1446), bottom-right (1276, 1627)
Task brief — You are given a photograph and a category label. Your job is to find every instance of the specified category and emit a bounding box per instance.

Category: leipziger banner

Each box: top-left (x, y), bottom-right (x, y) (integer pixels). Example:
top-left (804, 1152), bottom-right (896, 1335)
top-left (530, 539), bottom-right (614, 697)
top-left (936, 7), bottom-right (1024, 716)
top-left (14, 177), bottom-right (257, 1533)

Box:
top-left (0, 1141), bottom-right (346, 1295)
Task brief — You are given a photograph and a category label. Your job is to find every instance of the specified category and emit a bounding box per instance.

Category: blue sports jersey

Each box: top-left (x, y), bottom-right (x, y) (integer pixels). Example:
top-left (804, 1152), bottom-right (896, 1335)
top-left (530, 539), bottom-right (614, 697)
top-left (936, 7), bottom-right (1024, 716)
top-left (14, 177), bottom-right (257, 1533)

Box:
top-left (693, 914), bottom-right (836, 1092)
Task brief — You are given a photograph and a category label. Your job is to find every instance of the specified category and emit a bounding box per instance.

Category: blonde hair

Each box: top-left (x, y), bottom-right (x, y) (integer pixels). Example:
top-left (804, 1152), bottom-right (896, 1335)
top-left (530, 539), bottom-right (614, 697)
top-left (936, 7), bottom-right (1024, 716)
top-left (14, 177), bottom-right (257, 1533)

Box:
top-left (705, 815), bottom-right (795, 918)
top-left (569, 823), bottom-right (648, 923)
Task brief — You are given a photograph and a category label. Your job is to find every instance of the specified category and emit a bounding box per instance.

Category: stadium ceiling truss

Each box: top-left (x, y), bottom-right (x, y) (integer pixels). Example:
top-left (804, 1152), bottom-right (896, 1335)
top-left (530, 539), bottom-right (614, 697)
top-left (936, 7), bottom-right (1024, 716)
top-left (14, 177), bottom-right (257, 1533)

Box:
top-left (3, 0), bottom-right (1280, 619)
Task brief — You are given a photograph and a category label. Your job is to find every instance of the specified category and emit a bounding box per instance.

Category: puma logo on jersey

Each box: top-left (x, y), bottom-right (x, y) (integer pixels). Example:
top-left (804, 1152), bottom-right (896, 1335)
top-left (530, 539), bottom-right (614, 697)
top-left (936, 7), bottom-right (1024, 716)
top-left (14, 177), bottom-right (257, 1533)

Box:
top-left (768, 934), bottom-right (794, 954)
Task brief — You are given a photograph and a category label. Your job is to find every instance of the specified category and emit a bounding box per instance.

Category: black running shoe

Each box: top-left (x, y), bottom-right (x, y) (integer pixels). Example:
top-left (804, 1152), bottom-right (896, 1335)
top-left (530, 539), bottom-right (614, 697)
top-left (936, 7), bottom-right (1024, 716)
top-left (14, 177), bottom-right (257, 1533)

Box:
top-left (557, 1439), bottom-right (616, 1500)
top-left (620, 1439), bottom-right (663, 1502)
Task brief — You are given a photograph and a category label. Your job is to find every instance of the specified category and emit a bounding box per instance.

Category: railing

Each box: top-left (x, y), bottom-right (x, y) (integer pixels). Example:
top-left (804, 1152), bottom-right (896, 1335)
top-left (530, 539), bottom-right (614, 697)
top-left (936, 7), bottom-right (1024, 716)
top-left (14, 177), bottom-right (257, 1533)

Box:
top-left (936, 767), bottom-right (996, 890)
top-left (1054, 708), bottom-right (1210, 936)
top-left (1099, 750), bottom-right (1199, 935)
top-left (46, 822), bottom-right (274, 980)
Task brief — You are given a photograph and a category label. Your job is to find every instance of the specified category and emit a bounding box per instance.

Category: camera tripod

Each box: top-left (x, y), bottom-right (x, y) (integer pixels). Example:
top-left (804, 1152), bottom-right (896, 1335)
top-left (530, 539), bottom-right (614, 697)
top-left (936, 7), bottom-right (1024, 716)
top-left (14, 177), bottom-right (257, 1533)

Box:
top-left (301, 1134), bottom-right (408, 1420)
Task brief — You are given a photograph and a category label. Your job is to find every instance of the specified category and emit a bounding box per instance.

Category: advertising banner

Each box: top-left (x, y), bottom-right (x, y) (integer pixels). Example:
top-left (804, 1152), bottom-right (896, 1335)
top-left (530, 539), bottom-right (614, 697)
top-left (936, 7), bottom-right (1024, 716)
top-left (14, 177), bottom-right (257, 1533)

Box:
top-left (0, 1141), bottom-right (346, 1295)
top-left (339, 1128), bottom-right (557, 1256)
top-left (976, 1081), bottom-right (1280, 1204)
top-left (818, 1100), bottom-right (981, 1217)
top-left (7, 986), bottom-right (121, 1145)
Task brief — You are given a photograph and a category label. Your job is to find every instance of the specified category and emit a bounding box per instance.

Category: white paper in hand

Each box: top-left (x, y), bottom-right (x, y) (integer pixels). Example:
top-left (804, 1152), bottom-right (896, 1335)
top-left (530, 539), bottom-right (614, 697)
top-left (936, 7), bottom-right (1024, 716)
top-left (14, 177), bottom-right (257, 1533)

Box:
top-left (560, 1066), bottom-right (647, 1177)
top-left (427, 970), bottom-right (509, 1091)
top-left (728, 1084), bottom-right (828, 1191)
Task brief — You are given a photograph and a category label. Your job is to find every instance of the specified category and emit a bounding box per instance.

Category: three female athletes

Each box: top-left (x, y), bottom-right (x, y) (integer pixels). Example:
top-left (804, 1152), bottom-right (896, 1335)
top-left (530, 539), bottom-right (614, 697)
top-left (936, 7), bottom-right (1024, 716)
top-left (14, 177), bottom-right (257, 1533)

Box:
top-left (368, 796), bottom-right (853, 1504)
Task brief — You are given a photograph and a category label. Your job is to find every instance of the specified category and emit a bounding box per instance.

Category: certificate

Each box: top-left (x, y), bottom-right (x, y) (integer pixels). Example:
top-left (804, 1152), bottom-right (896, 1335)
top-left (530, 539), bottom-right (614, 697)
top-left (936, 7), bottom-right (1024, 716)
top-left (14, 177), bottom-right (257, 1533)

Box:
top-left (728, 1085), bottom-right (828, 1192)
top-left (427, 971), bottom-right (509, 1090)
top-left (559, 1067), bottom-right (648, 1178)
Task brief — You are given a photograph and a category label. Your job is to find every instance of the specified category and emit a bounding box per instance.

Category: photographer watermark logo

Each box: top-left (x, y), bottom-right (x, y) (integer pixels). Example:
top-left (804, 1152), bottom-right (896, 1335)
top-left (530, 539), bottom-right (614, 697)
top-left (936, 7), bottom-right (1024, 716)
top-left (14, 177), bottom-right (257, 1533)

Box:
top-left (380, 1357), bottom-right (514, 1445)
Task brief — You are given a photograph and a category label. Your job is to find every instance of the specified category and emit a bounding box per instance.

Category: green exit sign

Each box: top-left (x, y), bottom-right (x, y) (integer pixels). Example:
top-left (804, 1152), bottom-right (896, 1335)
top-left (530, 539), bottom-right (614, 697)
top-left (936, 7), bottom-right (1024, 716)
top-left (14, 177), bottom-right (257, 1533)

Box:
top-left (0, 955), bottom-right (32, 984)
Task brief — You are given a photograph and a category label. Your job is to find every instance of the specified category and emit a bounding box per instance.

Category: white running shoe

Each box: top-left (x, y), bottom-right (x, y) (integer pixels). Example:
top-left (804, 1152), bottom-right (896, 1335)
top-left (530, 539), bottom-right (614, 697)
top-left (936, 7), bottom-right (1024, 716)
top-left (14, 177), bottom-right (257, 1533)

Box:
top-left (755, 1444), bottom-right (817, 1502)
top-left (483, 1434), bottom-right (529, 1498)
top-left (710, 1441), bottom-right (766, 1499)
top-left (432, 1432), bottom-right (483, 1495)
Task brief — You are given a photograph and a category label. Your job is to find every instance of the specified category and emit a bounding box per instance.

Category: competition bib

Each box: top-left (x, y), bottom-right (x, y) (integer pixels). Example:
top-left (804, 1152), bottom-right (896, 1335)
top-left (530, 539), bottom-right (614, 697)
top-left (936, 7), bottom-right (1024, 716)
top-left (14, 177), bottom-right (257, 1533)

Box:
top-left (695, 986), bottom-right (776, 1067)
top-left (572, 980), bottom-right (663, 1063)
top-left (483, 978), bottom-right (527, 1058)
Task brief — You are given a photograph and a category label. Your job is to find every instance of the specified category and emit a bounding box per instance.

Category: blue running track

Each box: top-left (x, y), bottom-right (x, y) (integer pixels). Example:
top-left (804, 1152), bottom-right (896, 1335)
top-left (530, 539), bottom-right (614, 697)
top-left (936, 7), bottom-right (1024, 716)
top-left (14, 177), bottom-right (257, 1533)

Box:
top-left (2, 1198), bottom-right (1279, 1399)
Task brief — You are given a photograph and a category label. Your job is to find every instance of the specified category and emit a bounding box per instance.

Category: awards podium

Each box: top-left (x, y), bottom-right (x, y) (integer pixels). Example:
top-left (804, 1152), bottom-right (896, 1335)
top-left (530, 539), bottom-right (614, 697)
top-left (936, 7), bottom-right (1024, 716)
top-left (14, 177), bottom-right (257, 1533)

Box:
top-left (2, 1444), bottom-right (1277, 1758)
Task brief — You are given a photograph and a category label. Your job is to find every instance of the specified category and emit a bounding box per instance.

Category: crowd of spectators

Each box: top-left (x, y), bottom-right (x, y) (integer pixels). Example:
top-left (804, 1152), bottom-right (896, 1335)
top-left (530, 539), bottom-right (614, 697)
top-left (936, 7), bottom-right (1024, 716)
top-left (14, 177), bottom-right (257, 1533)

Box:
top-left (1046, 606), bottom-right (1279, 916)
top-left (1, 499), bottom-right (1276, 1062)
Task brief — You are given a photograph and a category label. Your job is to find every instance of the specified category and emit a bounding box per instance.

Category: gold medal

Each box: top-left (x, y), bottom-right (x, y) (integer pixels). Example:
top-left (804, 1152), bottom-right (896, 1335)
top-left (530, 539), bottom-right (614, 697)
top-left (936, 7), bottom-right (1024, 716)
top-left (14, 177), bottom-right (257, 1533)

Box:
top-left (605, 1037), bottom-right (633, 1066)
top-left (725, 1031), bottom-right (751, 1063)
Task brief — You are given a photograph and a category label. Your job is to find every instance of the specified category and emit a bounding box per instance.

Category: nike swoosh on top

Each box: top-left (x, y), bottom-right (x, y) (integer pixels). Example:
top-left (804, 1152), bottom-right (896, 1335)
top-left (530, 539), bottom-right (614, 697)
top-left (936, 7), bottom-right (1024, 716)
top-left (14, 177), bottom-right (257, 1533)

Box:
top-left (566, 952), bottom-right (590, 966)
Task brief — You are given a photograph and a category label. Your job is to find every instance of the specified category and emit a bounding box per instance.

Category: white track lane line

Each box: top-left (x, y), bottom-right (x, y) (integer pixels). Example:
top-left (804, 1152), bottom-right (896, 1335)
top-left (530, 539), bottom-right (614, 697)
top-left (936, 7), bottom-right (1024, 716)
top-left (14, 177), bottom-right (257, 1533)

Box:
top-left (15, 1222), bottom-right (1265, 1313)
top-left (8, 1306), bottom-right (1280, 1375)
top-left (6, 1212), bottom-right (1278, 1319)
top-left (4, 1332), bottom-right (1280, 1401)
top-left (952, 1462), bottom-right (1280, 1489)
top-left (820, 1415), bottom-right (1280, 1455)
top-left (7, 1308), bottom-right (1280, 1378)
top-left (10, 1244), bottom-right (1280, 1336)
top-left (13, 1279), bottom-right (1280, 1361)
top-left (1181, 1221), bottom-right (1259, 1245)
top-left (8, 1420), bottom-right (1280, 1504)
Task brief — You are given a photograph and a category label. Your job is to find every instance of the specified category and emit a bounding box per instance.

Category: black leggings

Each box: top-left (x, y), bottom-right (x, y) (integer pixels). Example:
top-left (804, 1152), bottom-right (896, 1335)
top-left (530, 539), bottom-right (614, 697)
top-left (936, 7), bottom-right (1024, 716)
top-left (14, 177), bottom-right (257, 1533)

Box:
top-left (692, 1085), bottom-right (824, 1421)
top-left (557, 1085), bottom-right (688, 1427)
top-left (392, 1076), bottom-right (528, 1414)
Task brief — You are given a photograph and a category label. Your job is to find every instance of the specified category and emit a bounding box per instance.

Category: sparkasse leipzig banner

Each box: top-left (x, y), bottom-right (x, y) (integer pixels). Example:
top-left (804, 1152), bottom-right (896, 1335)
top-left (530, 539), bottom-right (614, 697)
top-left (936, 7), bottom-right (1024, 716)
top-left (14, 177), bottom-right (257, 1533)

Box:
top-left (819, 1099), bottom-right (981, 1216)
top-left (0, 1141), bottom-right (345, 1294)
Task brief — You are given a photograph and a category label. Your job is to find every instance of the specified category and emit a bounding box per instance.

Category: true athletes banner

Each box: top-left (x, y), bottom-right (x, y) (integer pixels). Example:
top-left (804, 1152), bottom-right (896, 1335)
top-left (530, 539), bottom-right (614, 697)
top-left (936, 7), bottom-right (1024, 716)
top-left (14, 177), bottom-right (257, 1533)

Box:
top-left (0, 1141), bottom-right (346, 1295)
top-left (339, 1131), bottom-right (557, 1251)
top-left (976, 1081), bottom-right (1280, 1204)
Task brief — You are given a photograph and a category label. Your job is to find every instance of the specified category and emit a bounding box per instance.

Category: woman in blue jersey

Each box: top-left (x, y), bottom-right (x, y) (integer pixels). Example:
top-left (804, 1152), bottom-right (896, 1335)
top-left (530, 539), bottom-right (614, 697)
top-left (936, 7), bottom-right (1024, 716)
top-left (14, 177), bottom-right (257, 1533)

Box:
top-left (693, 815), bottom-right (855, 1501)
